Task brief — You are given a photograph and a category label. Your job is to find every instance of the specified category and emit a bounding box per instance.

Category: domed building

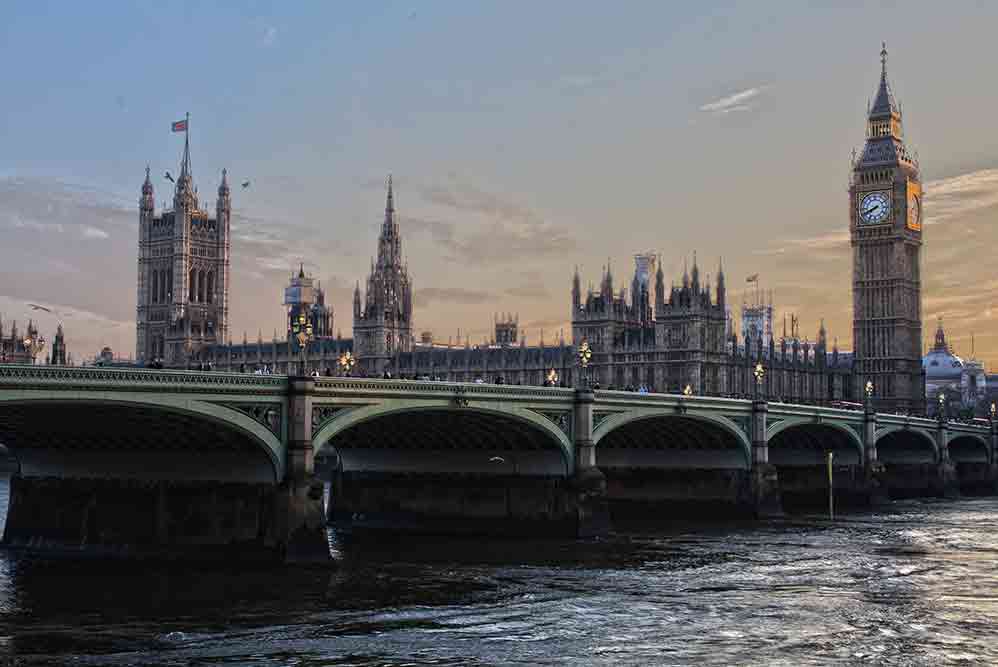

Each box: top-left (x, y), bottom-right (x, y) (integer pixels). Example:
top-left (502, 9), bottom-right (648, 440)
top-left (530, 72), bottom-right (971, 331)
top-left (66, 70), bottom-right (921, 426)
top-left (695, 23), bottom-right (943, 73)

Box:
top-left (923, 319), bottom-right (986, 416)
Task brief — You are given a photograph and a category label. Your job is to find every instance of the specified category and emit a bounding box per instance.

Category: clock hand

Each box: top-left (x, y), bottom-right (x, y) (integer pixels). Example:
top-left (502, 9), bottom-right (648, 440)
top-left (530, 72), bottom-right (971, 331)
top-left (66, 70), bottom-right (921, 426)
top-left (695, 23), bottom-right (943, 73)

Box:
top-left (863, 205), bottom-right (880, 215)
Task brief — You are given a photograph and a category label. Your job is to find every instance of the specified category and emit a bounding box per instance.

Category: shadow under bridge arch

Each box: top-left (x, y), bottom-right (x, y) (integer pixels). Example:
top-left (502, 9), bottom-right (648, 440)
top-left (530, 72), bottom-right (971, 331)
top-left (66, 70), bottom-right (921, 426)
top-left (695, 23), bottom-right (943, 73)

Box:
top-left (767, 420), bottom-right (863, 466)
top-left (313, 406), bottom-right (573, 477)
top-left (875, 427), bottom-right (938, 465)
top-left (0, 397), bottom-right (283, 483)
top-left (593, 412), bottom-right (751, 470)
top-left (948, 434), bottom-right (990, 464)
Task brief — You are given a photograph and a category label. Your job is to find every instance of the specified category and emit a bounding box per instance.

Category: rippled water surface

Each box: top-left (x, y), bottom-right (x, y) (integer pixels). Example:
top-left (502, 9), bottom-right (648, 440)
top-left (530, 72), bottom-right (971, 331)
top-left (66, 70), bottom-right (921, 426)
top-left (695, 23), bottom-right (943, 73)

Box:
top-left (3, 497), bottom-right (998, 665)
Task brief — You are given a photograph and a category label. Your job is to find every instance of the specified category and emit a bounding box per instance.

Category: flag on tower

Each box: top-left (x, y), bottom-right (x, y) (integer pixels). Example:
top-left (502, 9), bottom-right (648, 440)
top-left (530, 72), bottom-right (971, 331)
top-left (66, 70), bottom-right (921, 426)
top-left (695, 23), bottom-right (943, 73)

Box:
top-left (746, 273), bottom-right (759, 283)
top-left (171, 119), bottom-right (188, 132)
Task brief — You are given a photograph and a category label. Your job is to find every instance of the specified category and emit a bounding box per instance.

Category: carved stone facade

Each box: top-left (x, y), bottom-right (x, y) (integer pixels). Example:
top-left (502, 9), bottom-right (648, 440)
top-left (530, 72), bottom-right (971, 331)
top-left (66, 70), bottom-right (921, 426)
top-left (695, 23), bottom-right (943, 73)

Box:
top-left (136, 127), bottom-right (231, 367)
top-left (850, 45), bottom-right (924, 413)
top-left (352, 176), bottom-right (414, 375)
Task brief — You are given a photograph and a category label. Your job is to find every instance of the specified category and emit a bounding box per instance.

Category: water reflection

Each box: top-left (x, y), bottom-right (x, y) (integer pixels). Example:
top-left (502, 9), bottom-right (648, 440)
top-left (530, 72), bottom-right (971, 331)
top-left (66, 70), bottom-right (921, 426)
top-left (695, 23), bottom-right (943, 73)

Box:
top-left (0, 499), bottom-right (997, 664)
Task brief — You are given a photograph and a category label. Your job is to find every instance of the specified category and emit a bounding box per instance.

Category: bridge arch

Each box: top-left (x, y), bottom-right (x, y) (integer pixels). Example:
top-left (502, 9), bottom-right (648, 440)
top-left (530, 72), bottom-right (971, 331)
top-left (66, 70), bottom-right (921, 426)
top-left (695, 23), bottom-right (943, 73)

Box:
top-left (0, 396), bottom-right (284, 483)
top-left (947, 434), bottom-right (990, 464)
top-left (313, 404), bottom-right (574, 476)
top-left (593, 410), bottom-right (751, 469)
top-left (766, 419), bottom-right (864, 466)
top-left (874, 426), bottom-right (938, 465)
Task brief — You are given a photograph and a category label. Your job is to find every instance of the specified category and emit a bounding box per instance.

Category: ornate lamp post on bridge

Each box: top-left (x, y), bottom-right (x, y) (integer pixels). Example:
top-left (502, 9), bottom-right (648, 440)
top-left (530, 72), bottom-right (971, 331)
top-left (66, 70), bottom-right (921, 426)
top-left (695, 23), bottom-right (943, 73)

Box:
top-left (753, 362), bottom-right (765, 400)
top-left (546, 368), bottom-right (558, 387)
top-left (338, 351), bottom-right (356, 377)
top-left (937, 392), bottom-right (947, 424)
top-left (22, 333), bottom-right (46, 365)
top-left (290, 312), bottom-right (313, 377)
top-left (683, 383), bottom-right (693, 397)
top-left (577, 339), bottom-right (592, 388)
top-left (864, 380), bottom-right (874, 414)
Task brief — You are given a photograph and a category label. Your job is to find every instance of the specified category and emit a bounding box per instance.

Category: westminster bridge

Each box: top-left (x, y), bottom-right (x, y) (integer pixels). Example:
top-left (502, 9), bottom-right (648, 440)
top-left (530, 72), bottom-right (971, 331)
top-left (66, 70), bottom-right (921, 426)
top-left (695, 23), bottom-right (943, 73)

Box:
top-left (0, 365), bottom-right (994, 562)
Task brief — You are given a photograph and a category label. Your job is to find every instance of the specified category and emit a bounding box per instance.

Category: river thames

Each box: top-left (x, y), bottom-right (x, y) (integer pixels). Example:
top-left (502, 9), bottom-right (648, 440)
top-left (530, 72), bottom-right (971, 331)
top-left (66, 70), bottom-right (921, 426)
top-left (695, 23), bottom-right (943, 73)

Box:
top-left (1, 495), bottom-right (998, 665)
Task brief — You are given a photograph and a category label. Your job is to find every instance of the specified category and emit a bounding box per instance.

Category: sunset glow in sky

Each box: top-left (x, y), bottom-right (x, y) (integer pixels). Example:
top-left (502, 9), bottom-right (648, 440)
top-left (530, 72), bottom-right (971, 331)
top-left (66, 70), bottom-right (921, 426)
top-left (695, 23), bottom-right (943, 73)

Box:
top-left (2, 3), bottom-right (997, 365)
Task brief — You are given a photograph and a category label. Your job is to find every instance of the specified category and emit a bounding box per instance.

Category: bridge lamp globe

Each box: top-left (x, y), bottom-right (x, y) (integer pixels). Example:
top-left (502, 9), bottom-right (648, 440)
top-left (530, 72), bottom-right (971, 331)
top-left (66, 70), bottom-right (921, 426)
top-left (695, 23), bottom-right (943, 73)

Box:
top-left (753, 362), bottom-right (765, 385)
top-left (577, 339), bottom-right (592, 368)
top-left (338, 351), bottom-right (355, 375)
top-left (865, 380), bottom-right (874, 398)
top-left (991, 402), bottom-right (996, 420)
top-left (683, 384), bottom-right (693, 397)
top-left (547, 368), bottom-right (558, 386)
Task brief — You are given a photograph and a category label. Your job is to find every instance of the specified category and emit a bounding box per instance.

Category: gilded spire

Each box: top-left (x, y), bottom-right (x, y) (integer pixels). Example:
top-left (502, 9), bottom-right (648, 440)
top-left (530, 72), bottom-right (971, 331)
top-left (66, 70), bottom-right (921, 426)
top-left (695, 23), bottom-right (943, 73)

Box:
top-left (869, 43), bottom-right (899, 118)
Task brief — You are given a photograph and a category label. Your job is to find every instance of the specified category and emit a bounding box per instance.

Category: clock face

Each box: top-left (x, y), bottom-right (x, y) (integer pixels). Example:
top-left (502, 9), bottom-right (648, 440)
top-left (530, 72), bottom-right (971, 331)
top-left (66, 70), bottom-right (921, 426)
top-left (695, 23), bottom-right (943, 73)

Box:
top-left (859, 192), bottom-right (891, 224)
top-left (907, 193), bottom-right (921, 230)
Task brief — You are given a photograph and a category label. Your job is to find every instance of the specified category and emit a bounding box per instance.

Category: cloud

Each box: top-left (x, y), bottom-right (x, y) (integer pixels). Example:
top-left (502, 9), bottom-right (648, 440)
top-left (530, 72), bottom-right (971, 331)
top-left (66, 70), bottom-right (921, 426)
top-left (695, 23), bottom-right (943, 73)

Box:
top-left (0, 295), bottom-right (133, 362)
top-left (756, 167), bottom-right (998, 257)
top-left (699, 86), bottom-right (766, 114)
top-left (82, 226), bottom-right (109, 239)
top-left (413, 287), bottom-right (495, 309)
top-left (923, 168), bottom-right (998, 227)
top-left (406, 180), bottom-right (578, 265)
top-left (261, 26), bottom-right (277, 47)
top-left (504, 270), bottom-right (551, 299)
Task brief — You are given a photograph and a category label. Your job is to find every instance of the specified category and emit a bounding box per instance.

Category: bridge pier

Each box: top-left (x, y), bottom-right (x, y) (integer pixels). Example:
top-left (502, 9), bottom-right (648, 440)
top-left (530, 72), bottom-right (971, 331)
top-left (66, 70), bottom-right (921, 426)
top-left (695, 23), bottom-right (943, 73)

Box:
top-left (746, 399), bottom-right (782, 518)
top-left (863, 404), bottom-right (889, 506)
top-left (572, 388), bottom-right (610, 537)
top-left (936, 423), bottom-right (960, 499)
top-left (277, 377), bottom-right (331, 563)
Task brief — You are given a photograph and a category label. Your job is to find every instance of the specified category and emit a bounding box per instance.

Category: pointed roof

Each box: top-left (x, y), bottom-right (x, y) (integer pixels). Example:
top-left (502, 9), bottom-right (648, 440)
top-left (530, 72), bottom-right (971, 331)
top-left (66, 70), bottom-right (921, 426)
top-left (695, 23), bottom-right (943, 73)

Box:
top-left (174, 113), bottom-right (196, 205)
top-left (142, 165), bottom-right (153, 196)
top-left (218, 167), bottom-right (229, 197)
top-left (870, 43), bottom-right (900, 118)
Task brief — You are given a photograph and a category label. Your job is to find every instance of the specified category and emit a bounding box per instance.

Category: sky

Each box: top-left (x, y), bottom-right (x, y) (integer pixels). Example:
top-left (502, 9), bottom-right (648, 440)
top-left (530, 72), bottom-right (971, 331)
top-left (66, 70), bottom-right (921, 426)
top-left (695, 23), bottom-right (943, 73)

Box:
top-left (1, 2), bottom-right (998, 366)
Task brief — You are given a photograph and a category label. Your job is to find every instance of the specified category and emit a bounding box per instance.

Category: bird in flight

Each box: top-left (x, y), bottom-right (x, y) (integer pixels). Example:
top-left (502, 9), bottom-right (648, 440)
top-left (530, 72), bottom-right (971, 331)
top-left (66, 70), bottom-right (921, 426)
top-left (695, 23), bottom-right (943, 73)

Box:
top-left (164, 171), bottom-right (175, 183)
top-left (488, 456), bottom-right (506, 464)
top-left (241, 180), bottom-right (251, 189)
top-left (27, 304), bottom-right (52, 313)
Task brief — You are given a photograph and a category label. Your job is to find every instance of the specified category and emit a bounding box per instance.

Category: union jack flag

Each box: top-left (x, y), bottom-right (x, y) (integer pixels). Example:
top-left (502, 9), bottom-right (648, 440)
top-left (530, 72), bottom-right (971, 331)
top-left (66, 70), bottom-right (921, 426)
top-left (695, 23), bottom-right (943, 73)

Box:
top-left (171, 119), bottom-right (187, 132)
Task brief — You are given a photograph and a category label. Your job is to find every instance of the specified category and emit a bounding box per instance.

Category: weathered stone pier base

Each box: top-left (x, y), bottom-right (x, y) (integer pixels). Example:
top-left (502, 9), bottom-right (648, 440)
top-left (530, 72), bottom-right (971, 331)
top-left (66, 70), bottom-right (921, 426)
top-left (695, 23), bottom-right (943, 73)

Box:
top-left (600, 469), bottom-right (765, 520)
top-left (326, 474), bottom-right (603, 537)
top-left (776, 465), bottom-right (881, 511)
top-left (955, 462), bottom-right (997, 496)
top-left (878, 462), bottom-right (960, 499)
top-left (3, 476), bottom-right (327, 563)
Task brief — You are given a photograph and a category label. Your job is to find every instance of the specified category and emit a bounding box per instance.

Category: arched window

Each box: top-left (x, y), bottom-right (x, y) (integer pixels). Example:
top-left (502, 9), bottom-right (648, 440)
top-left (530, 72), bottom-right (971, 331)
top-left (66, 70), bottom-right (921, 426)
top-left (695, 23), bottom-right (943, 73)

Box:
top-left (151, 270), bottom-right (159, 304)
top-left (206, 272), bottom-right (214, 304)
top-left (198, 270), bottom-right (206, 303)
top-left (189, 269), bottom-right (197, 302)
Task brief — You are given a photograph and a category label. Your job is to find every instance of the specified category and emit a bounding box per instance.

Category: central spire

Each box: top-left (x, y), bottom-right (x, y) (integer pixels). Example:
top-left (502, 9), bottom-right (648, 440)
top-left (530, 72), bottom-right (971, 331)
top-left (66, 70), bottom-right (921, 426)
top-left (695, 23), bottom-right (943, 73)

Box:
top-left (869, 43), bottom-right (899, 119)
top-left (174, 113), bottom-right (195, 206)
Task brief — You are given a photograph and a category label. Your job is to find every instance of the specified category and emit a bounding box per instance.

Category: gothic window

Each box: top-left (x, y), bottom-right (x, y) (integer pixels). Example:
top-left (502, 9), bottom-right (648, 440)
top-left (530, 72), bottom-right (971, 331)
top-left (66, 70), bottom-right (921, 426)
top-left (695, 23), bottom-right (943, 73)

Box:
top-left (198, 270), bottom-right (206, 303)
top-left (189, 269), bottom-right (197, 302)
top-left (151, 270), bottom-right (159, 304)
top-left (206, 272), bottom-right (214, 304)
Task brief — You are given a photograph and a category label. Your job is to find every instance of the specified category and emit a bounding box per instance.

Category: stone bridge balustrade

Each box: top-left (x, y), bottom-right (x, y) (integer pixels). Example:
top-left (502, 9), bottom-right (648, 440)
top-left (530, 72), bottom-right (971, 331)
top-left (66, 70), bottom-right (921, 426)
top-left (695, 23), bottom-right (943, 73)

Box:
top-left (0, 365), bottom-right (995, 559)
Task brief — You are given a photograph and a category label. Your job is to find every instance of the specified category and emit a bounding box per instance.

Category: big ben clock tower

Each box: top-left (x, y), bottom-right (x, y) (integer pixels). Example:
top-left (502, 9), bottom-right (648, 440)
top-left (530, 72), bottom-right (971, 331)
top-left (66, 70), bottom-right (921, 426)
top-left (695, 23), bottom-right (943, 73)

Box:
top-left (850, 44), bottom-right (925, 414)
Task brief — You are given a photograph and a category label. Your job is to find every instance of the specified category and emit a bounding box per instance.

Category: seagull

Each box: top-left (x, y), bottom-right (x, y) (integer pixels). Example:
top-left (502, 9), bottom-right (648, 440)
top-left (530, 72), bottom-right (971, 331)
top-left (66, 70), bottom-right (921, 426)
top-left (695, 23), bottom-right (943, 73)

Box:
top-left (27, 304), bottom-right (52, 313)
top-left (241, 180), bottom-right (251, 189)
top-left (164, 171), bottom-right (175, 183)
top-left (488, 456), bottom-right (506, 464)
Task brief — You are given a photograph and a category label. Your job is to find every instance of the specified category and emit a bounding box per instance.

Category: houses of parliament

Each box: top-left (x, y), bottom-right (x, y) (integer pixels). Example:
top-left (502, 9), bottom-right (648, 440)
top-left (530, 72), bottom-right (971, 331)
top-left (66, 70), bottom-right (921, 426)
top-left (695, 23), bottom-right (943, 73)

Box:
top-left (130, 46), bottom-right (933, 413)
